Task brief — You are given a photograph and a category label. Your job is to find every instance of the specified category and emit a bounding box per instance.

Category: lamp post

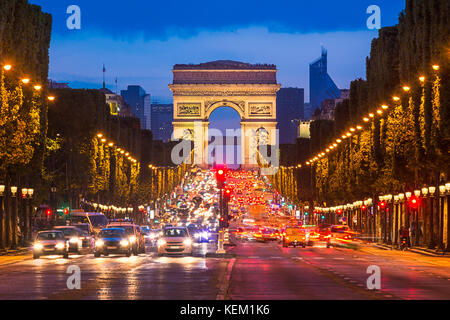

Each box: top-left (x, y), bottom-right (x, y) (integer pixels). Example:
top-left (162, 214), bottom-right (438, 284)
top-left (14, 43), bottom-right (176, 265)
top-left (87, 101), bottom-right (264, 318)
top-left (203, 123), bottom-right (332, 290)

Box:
top-left (10, 186), bottom-right (18, 249)
top-left (438, 183), bottom-right (446, 252)
top-left (26, 188), bottom-right (34, 243)
top-left (0, 184), bottom-right (5, 250)
top-left (428, 186), bottom-right (436, 249)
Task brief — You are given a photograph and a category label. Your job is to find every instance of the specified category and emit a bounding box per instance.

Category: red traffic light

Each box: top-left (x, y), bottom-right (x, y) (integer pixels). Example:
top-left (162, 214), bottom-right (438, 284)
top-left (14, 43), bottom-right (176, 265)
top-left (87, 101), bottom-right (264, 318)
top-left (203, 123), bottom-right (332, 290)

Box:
top-left (215, 167), bottom-right (227, 189)
top-left (45, 209), bottom-right (52, 216)
top-left (379, 201), bottom-right (386, 209)
top-left (408, 196), bottom-right (420, 209)
top-left (63, 207), bottom-right (69, 215)
top-left (361, 205), bottom-right (367, 211)
top-left (336, 209), bottom-right (343, 215)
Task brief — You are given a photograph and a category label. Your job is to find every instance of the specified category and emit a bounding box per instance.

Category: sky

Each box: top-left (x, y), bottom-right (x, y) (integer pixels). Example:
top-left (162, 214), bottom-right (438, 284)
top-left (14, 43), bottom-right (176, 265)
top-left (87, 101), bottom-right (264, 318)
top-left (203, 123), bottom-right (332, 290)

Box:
top-left (29, 0), bottom-right (406, 104)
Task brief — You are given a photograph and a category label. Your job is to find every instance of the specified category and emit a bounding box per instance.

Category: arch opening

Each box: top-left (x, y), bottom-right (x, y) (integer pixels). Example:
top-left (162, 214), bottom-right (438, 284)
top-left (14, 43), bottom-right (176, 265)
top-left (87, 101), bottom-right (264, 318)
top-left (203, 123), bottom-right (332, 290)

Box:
top-left (208, 106), bottom-right (241, 169)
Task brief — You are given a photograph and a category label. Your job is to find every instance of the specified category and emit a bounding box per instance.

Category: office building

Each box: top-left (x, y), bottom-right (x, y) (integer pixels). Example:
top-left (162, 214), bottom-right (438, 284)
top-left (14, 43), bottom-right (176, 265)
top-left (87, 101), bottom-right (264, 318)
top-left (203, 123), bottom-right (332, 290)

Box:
top-left (276, 87), bottom-right (305, 144)
top-left (121, 85), bottom-right (151, 130)
top-left (151, 103), bottom-right (173, 142)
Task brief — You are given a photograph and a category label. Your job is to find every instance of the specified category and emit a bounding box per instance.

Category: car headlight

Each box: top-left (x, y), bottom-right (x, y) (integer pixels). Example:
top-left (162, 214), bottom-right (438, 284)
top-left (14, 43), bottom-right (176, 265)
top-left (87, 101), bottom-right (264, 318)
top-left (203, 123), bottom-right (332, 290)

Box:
top-left (128, 236), bottom-right (137, 244)
top-left (69, 237), bottom-right (79, 244)
top-left (95, 240), bottom-right (104, 247)
top-left (55, 242), bottom-right (65, 249)
top-left (183, 239), bottom-right (192, 246)
top-left (157, 239), bottom-right (166, 247)
top-left (120, 240), bottom-right (129, 247)
top-left (33, 243), bottom-right (43, 250)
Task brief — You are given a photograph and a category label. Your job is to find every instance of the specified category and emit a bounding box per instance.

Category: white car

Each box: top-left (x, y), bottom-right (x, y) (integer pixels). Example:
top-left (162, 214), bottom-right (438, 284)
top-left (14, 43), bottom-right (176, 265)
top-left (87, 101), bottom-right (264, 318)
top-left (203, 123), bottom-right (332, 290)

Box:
top-left (157, 227), bottom-right (193, 256)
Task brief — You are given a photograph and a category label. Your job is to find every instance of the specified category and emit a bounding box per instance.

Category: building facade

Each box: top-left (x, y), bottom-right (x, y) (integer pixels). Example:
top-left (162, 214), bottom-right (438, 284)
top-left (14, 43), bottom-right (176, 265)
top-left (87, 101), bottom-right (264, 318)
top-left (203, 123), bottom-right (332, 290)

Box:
top-left (276, 87), bottom-right (304, 144)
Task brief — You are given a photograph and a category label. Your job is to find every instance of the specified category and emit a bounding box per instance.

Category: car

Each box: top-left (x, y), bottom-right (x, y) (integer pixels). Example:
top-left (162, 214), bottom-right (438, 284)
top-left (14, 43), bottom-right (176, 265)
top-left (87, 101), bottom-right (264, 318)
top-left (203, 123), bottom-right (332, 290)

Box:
top-left (157, 227), bottom-right (193, 256)
top-left (108, 222), bottom-right (145, 255)
top-left (254, 228), bottom-right (279, 242)
top-left (94, 228), bottom-right (131, 257)
top-left (282, 227), bottom-right (308, 248)
top-left (33, 230), bottom-right (69, 259)
top-left (54, 226), bottom-right (85, 253)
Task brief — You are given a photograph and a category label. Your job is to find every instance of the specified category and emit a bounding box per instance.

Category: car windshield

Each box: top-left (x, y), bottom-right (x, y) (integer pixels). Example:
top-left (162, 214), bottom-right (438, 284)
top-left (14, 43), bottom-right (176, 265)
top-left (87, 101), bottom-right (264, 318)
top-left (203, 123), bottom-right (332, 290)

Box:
top-left (112, 225), bottom-right (134, 235)
top-left (37, 232), bottom-right (64, 240)
top-left (164, 228), bottom-right (188, 237)
top-left (56, 228), bottom-right (78, 236)
top-left (99, 229), bottom-right (125, 238)
top-left (71, 214), bottom-right (108, 227)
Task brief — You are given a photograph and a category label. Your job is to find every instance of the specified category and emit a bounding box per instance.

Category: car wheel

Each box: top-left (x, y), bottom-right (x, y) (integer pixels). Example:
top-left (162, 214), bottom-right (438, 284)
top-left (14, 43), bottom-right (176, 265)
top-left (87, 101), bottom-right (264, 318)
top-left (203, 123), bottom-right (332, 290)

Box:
top-left (33, 253), bottom-right (40, 259)
top-left (94, 252), bottom-right (101, 257)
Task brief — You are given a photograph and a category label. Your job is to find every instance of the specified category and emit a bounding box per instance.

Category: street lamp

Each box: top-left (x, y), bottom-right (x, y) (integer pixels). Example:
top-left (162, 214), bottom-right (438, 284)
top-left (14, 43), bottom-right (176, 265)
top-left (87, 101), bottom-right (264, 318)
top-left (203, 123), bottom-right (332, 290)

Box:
top-left (10, 186), bottom-right (17, 197)
top-left (21, 78), bottom-right (30, 84)
top-left (3, 64), bottom-right (12, 71)
top-left (0, 185), bottom-right (5, 196)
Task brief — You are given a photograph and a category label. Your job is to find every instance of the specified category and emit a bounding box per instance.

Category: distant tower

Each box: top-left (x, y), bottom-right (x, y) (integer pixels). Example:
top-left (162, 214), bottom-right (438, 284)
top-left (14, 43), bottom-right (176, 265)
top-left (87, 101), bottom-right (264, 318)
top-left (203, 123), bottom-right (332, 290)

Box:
top-left (102, 64), bottom-right (106, 89)
top-left (309, 46), bottom-right (340, 114)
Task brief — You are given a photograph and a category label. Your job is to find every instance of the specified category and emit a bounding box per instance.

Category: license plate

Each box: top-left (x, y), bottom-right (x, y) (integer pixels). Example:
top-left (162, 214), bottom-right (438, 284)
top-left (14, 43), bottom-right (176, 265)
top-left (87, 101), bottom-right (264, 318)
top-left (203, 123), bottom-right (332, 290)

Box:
top-left (107, 246), bottom-right (117, 250)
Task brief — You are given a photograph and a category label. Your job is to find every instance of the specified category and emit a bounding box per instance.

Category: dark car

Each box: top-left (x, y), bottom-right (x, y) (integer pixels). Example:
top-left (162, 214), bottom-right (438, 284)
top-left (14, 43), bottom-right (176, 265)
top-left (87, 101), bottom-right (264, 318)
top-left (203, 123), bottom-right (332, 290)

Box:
top-left (94, 228), bottom-right (131, 257)
top-left (33, 230), bottom-right (69, 259)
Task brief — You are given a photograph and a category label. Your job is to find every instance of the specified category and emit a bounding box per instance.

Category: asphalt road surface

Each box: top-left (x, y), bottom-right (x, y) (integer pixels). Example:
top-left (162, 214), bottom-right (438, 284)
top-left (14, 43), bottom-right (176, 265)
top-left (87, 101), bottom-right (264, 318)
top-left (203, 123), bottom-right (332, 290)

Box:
top-left (0, 239), bottom-right (449, 300)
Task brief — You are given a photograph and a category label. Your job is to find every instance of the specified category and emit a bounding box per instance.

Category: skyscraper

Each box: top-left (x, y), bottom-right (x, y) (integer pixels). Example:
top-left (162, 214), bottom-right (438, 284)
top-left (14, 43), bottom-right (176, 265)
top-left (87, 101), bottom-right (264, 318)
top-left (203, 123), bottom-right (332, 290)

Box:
top-left (121, 85), bottom-right (151, 130)
top-left (309, 47), bottom-right (341, 115)
top-left (151, 103), bottom-right (173, 142)
top-left (276, 87), bottom-right (304, 144)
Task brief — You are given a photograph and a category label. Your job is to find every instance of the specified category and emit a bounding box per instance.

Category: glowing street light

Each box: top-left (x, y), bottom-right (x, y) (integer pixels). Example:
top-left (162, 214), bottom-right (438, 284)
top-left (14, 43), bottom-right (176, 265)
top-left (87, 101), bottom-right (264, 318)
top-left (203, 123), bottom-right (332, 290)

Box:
top-left (363, 117), bottom-right (370, 122)
top-left (381, 105), bottom-right (389, 110)
top-left (377, 109), bottom-right (383, 115)
top-left (47, 96), bottom-right (55, 101)
top-left (393, 96), bottom-right (400, 102)
top-left (356, 125), bottom-right (363, 130)
top-left (432, 65), bottom-right (440, 71)
top-left (21, 78), bottom-right (30, 84)
top-left (97, 133), bottom-right (103, 138)
top-left (402, 86), bottom-right (410, 92)
top-left (3, 64), bottom-right (12, 71)
top-left (419, 76), bottom-right (425, 83)
top-left (33, 85), bottom-right (42, 91)
top-left (369, 113), bottom-right (375, 118)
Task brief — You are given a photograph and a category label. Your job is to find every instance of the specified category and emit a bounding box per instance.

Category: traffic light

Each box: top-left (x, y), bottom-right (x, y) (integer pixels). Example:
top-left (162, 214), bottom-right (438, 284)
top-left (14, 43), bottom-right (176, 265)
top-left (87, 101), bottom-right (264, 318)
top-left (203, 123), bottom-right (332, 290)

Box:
top-left (63, 207), bottom-right (69, 215)
top-left (361, 205), bottom-right (367, 211)
top-left (45, 209), bottom-right (52, 217)
top-left (379, 201), bottom-right (386, 210)
top-left (215, 167), bottom-right (226, 189)
top-left (304, 212), bottom-right (309, 216)
top-left (336, 209), bottom-right (343, 215)
top-left (408, 196), bottom-right (419, 210)
top-left (219, 215), bottom-right (228, 228)
top-left (224, 188), bottom-right (232, 202)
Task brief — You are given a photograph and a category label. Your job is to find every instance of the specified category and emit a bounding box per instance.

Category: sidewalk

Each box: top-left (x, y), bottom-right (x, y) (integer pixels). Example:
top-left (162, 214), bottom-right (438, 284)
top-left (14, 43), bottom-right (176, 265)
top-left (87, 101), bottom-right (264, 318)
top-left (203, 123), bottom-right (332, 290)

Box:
top-left (372, 242), bottom-right (449, 257)
top-left (0, 247), bottom-right (31, 256)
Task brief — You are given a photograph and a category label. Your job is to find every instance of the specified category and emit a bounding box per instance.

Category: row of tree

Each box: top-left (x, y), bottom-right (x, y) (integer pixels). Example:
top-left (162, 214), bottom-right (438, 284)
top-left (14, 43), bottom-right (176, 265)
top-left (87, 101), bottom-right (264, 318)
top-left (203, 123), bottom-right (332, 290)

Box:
top-left (305, 0), bottom-right (449, 206)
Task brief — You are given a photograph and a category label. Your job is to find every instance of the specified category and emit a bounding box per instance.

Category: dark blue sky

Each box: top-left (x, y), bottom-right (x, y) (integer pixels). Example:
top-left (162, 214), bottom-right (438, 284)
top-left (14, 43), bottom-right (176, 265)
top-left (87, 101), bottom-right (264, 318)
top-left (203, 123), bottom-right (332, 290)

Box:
top-left (30, 0), bottom-right (405, 102)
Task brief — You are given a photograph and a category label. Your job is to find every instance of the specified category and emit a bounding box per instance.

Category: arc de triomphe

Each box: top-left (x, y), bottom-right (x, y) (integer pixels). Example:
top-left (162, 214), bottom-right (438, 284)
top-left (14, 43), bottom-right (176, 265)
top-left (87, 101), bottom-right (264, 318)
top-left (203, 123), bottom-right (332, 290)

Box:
top-left (169, 60), bottom-right (281, 168)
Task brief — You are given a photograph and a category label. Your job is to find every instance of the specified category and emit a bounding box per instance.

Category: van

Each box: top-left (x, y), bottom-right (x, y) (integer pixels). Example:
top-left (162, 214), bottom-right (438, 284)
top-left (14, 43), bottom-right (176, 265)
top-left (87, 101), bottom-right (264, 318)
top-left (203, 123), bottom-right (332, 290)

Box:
top-left (69, 211), bottom-right (108, 235)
